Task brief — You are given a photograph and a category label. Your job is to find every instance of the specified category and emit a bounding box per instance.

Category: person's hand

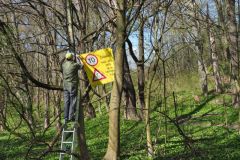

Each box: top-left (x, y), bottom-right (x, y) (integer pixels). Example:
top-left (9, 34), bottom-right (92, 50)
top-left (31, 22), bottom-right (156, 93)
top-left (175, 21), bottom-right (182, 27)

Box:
top-left (76, 56), bottom-right (84, 69)
top-left (76, 57), bottom-right (82, 64)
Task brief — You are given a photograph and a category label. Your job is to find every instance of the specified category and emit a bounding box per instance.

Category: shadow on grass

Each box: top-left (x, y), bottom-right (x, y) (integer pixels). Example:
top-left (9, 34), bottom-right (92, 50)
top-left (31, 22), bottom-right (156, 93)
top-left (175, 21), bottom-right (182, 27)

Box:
top-left (0, 134), bottom-right (28, 159)
top-left (175, 94), bottom-right (217, 124)
top-left (152, 120), bottom-right (240, 160)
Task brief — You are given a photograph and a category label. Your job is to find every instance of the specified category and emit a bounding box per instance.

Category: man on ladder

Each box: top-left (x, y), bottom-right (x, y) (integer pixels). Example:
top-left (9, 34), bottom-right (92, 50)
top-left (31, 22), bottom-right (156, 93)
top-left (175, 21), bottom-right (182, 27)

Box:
top-left (60, 51), bottom-right (83, 160)
top-left (62, 51), bottom-right (83, 124)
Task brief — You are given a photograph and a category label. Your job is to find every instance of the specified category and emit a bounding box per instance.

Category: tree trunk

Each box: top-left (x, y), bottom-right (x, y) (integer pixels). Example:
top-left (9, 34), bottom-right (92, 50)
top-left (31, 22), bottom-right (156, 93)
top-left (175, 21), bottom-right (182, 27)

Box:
top-left (103, 1), bottom-right (126, 159)
top-left (44, 54), bottom-right (50, 129)
top-left (75, 96), bottom-right (91, 160)
top-left (52, 1), bottom-right (62, 131)
top-left (123, 51), bottom-right (139, 120)
top-left (162, 60), bottom-right (168, 145)
top-left (65, 0), bottom-right (91, 159)
top-left (206, 3), bottom-right (223, 93)
top-left (193, 1), bottom-right (208, 96)
top-left (226, 0), bottom-right (240, 107)
top-left (0, 92), bottom-right (5, 131)
top-left (76, 0), bottom-right (96, 119)
top-left (36, 52), bottom-right (41, 119)
top-left (54, 92), bottom-right (62, 132)
top-left (197, 58), bottom-right (208, 96)
top-left (83, 72), bottom-right (96, 119)
top-left (66, 0), bottom-right (75, 52)
top-left (145, 80), bottom-right (154, 157)
top-left (138, 14), bottom-right (145, 119)
top-left (210, 33), bottom-right (223, 93)
top-left (145, 58), bottom-right (160, 157)
top-left (23, 72), bottom-right (35, 128)
top-left (215, 0), bottom-right (231, 61)
top-left (103, 85), bottom-right (110, 111)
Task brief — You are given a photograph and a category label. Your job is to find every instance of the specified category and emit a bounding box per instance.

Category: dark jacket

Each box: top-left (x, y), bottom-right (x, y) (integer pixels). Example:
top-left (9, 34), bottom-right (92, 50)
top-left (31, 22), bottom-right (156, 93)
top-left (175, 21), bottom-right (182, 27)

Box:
top-left (62, 60), bottom-right (82, 90)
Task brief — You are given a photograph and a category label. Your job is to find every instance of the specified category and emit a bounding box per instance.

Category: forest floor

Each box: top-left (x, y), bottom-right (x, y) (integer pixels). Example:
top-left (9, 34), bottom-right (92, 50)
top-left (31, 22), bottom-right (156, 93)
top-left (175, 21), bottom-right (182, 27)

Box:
top-left (1, 92), bottom-right (240, 160)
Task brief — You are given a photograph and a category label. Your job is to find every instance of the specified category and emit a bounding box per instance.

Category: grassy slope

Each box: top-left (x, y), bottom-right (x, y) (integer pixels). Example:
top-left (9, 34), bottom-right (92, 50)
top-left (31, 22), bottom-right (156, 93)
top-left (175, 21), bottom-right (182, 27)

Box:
top-left (1, 93), bottom-right (240, 160)
top-left (1, 75), bottom-right (240, 159)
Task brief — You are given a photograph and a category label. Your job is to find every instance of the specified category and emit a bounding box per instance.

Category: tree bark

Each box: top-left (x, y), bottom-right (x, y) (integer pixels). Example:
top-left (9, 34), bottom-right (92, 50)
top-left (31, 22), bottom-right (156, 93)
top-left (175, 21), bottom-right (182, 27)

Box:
top-left (210, 33), bottom-right (223, 93)
top-left (65, 0), bottom-right (91, 159)
top-left (215, 0), bottom-right (231, 61)
top-left (83, 72), bottom-right (96, 119)
top-left (13, 11), bottom-right (35, 127)
top-left (76, 0), bottom-right (96, 119)
top-left (0, 91), bottom-right (5, 132)
top-left (226, 0), bottom-right (240, 107)
top-left (44, 54), bottom-right (50, 129)
top-left (75, 94), bottom-right (91, 160)
top-left (103, 0), bottom-right (126, 159)
top-left (66, 0), bottom-right (75, 52)
top-left (138, 14), bottom-right (145, 119)
top-left (123, 51), bottom-right (139, 120)
top-left (162, 60), bottom-right (168, 144)
top-left (206, 3), bottom-right (223, 93)
top-left (145, 58), bottom-right (160, 158)
top-left (197, 57), bottom-right (208, 96)
top-left (192, 1), bottom-right (208, 96)
top-left (145, 80), bottom-right (154, 157)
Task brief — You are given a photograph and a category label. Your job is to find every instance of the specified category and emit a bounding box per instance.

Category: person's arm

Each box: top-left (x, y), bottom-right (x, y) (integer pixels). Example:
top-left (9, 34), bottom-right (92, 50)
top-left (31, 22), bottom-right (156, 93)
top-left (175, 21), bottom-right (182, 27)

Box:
top-left (76, 56), bottom-right (83, 69)
top-left (60, 57), bottom-right (66, 73)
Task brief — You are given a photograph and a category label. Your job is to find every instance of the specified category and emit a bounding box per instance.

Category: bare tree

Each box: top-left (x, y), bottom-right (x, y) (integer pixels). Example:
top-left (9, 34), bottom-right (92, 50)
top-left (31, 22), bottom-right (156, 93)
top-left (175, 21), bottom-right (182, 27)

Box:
top-left (103, 0), bottom-right (126, 159)
top-left (226, 0), bottom-right (240, 107)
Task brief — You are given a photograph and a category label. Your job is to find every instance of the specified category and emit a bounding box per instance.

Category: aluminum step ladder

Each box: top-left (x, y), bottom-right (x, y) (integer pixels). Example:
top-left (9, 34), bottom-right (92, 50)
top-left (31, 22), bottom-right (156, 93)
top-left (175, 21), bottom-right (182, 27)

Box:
top-left (59, 126), bottom-right (76, 160)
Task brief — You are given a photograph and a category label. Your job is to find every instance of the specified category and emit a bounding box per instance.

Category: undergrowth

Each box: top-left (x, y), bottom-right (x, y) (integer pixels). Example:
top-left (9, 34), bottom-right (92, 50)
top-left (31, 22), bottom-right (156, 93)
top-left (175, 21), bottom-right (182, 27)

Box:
top-left (1, 91), bottom-right (240, 159)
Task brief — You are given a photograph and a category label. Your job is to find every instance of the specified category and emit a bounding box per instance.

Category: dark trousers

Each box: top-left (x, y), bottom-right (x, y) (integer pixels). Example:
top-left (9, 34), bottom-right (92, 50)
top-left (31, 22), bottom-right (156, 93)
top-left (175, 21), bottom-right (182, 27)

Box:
top-left (64, 86), bottom-right (77, 121)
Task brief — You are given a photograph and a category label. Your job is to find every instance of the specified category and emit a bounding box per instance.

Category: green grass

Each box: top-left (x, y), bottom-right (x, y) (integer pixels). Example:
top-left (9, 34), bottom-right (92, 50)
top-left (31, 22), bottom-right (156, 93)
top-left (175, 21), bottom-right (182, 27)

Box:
top-left (1, 91), bottom-right (240, 159)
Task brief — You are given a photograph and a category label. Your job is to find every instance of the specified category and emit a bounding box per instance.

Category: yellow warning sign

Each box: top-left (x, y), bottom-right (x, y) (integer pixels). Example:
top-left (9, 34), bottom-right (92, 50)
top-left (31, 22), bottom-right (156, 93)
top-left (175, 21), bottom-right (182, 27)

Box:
top-left (79, 48), bottom-right (115, 87)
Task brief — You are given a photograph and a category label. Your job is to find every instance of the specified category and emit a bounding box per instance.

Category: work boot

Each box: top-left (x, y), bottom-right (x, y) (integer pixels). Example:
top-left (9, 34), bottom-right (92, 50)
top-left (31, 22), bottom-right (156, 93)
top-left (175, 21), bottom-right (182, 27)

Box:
top-left (69, 116), bottom-right (75, 122)
top-left (63, 119), bottom-right (68, 129)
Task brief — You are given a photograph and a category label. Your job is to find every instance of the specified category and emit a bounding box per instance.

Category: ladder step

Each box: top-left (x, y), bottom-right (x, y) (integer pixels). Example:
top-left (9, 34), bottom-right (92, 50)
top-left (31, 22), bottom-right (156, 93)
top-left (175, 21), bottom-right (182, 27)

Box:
top-left (59, 127), bottom-right (75, 160)
top-left (62, 141), bottom-right (73, 144)
top-left (63, 130), bottom-right (74, 133)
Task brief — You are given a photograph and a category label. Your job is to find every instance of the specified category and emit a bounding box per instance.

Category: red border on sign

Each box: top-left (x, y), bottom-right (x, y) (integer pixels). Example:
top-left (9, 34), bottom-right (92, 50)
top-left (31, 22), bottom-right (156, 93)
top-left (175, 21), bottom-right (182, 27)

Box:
top-left (85, 54), bottom-right (98, 66)
top-left (92, 68), bottom-right (106, 81)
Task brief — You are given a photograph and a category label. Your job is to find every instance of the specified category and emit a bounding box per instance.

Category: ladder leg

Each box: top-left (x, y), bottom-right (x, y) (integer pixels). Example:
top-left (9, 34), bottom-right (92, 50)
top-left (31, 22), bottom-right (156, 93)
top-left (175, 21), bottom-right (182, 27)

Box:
top-left (70, 128), bottom-right (75, 160)
top-left (59, 127), bottom-right (75, 160)
top-left (59, 128), bottom-right (64, 160)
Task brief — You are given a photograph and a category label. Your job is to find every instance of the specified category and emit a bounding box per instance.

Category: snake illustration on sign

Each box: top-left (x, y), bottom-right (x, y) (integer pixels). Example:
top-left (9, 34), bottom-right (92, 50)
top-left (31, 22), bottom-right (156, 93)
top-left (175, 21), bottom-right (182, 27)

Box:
top-left (92, 68), bottom-right (106, 81)
top-left (85, 54), bottom-right (98, 66)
